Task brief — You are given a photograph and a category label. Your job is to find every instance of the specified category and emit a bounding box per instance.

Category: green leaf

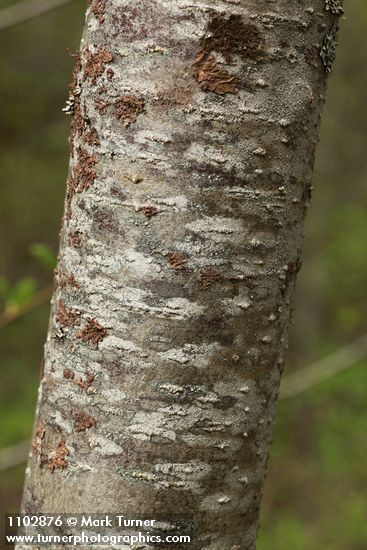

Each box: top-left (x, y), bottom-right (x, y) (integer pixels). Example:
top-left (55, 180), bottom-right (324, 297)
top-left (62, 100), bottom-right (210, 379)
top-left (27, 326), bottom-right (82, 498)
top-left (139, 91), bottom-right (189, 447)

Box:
top-left (6, 277), bottom-right (37, 311)
top-left (29, 243), bottom-right (57, 271)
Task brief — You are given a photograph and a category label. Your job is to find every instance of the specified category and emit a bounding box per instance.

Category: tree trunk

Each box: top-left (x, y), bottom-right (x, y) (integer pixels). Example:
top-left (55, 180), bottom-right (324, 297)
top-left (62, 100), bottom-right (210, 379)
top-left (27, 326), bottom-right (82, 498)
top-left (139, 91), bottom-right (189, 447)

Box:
top-left (19, 0), bottom-right (342, 548)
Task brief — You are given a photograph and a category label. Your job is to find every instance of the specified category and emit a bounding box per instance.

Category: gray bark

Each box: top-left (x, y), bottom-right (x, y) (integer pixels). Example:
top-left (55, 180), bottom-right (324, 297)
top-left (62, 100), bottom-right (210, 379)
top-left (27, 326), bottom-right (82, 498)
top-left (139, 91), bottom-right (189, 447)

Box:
top-left (19, 0), bottom-right (342, 548)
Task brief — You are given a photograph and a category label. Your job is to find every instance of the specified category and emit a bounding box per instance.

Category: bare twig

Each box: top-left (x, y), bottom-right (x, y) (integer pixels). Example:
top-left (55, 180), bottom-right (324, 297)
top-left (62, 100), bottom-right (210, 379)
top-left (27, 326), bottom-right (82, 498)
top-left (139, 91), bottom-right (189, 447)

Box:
top-left (0, 439), bottom-right (30, 472)
top-left (0, 0), bottom-right (73, 31)
top-left (280, 333), bottom-right (367, 399)
top-left (0, 284), bottom-right (53, 329)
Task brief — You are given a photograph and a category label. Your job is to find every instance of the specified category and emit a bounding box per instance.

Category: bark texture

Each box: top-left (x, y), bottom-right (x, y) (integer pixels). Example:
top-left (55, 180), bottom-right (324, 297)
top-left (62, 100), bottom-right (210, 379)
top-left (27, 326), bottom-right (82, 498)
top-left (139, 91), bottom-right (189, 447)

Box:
top-left (19, 1), bottom-right (342, 548)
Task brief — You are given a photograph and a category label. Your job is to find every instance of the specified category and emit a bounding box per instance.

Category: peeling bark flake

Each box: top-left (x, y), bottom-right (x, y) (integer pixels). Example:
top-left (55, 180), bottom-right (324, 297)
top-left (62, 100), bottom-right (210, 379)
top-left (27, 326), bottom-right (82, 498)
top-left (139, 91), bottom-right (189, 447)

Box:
top-left (193, 52), bottom-right (239, 95)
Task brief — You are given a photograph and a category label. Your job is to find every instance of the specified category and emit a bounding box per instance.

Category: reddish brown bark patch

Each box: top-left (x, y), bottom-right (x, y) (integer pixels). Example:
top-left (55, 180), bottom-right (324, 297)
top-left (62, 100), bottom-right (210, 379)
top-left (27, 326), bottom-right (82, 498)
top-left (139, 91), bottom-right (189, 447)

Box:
top-left (32, 422), bottom-right (45, 457)
top-left (84, 47), bottom-right (113, 84)
top-left (75, 148), bottom-right (97, 192)
top-left (193, 52), bottom-right (239, 95)
top-left (166, 252), bottom-right (187, 271)
top-left (199, 267), bottom-right (223, 289)
top-left (68, 231), bottom-right (82, 247)
top-left (193, 14), bottom-right (263, 95)
top-left (202, 15), bottom-right (263, 62)
top-left (67, 273), bottom-right (79, 287)
top-left (68, 50), bottom-right (82, 92)
top-left (40, 357), bottom-right (45, 379)
top-left (63, 368), bottom-right (75, 380)
top-left (113, 95), bottom-right (145, 127)
top-left (156, 82), bottom-right (193, 109)
top-left (76, 318), bottom-right (108, 349)
top-left (58, 271), bottom-right (80, 289)
top-left (67, 147), bottom-right (97, 217)
top-left (89, 0), bottom-right (106, 23)
top-left (111, 186), bottom-right (127, 200)
top-left (89, 205), bottom-right (124, 235)
top-left (94, 98), bottom-right (109, 114)
top-left (56, 301), bottom-right (80, 329)
top-left (75, 373), bottom-right (95, 391)
top-left (74, 411), bottom-right (96, 432)
top-left (70, 100), bottom-right (84, 143)
top-left (68, 147), bottom-right (97, 198)
top-left (47, 440), bottom-right (69, 472)
top-left (84, 127), bottom-right (100, 146)
top-left (138, 205), bottom-right (158, 218)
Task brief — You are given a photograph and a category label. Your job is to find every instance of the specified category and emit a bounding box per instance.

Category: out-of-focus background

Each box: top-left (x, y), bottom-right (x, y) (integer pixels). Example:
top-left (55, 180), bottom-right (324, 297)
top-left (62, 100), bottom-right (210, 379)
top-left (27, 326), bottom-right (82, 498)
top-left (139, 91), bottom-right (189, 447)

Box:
top-left (0, 1), bottom-right (366, 548)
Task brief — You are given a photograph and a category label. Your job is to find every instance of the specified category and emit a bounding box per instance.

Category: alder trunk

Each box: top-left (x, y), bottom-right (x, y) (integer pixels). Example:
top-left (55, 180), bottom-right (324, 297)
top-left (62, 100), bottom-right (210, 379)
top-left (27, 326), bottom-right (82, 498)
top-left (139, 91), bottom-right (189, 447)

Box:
top-left (19, 0), bottom-right (342, 548)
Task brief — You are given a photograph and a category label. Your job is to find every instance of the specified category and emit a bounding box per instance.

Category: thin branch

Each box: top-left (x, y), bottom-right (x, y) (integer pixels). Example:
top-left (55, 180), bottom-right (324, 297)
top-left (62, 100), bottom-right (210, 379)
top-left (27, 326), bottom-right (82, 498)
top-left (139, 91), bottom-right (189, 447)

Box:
top-left (0, 0), bottom-right (73, 31)
top-left (0, 439), bottom-right (30, 472)
top-left (280, 333), bottom-right (367, 399)
top-left (0, 284), bottom-right (53, 330)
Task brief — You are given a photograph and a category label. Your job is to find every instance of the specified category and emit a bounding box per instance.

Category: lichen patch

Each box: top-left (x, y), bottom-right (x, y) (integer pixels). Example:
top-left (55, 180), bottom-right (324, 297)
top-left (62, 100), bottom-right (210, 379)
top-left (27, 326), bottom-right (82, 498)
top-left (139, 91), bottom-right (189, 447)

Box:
top-left (113, 95), bottom-right (145, 127)
top-left (320, 24), bottom-right (339, 73)
top-left (325, 0), bottom-right (344, 16)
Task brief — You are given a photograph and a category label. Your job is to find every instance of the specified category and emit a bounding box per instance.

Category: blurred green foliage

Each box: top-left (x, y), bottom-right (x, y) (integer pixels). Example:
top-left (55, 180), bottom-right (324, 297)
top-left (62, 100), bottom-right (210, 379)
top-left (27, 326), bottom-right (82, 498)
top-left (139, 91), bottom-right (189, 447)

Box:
top-left (0, 243), bottom-right (55, 313)
top-left (0, 276), bottom-right (36, 313)
top-left (0, 1), bottom-right (366, 549)
top-left (29, 242), bottom-right (57, 271)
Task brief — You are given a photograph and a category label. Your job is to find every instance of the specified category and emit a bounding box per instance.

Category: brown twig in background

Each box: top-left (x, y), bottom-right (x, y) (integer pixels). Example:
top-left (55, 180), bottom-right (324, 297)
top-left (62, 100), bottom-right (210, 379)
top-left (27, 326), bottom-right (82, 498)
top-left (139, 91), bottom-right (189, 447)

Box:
top-left (280, 333), bottom-right (367, 399)
top-left (0, 0), bottom-right (73, 31)
top-left (0, 284), bottom-right (53, 330)
top-left (0, 439), bottom-right (30, 472)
